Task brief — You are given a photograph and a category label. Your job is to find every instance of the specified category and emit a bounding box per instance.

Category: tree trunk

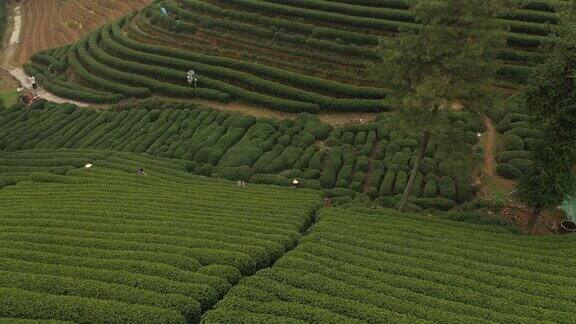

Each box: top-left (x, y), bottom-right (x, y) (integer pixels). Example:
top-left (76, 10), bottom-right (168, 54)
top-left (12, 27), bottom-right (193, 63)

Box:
top-left (398, 131), bottom-right (431, 212)
top-left (525, 206), bottom-right (542, 235)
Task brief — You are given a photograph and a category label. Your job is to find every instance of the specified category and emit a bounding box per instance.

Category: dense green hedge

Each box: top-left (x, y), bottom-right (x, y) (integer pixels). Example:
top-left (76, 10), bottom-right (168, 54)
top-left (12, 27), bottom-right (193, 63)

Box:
top-left (23, 64), bottom-right (125, 104)
top-left (0, 100), bottom-right (476, 208)
top-left (205, 207), bottom-right (576, 322)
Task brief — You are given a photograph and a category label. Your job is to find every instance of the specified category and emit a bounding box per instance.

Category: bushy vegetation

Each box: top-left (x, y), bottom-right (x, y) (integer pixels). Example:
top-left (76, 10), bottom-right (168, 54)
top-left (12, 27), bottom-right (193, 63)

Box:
top-left (495, 102), bottom-right (543, 181)
top-left (204, 207), bottom-right (576, 322)
top-left (0, 100), bottom-right (477, 208)
top-left (0, 149), bottom-right (320, 322)
top-left (26, 0), bottom-right (568, 108)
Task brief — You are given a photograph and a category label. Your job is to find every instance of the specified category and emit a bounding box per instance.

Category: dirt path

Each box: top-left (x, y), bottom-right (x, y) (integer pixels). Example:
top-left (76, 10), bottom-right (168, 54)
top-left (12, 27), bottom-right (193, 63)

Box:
top-left (483, 116), bottom-right (497, 176)
top-left (194, 100), bottom-right (377, 125)
top-left (5, 66), bottom-right (89, 106)
top-left (478, 117), bottom-right (562, 234)
top-left (477, 116), bottom-right (516, 198)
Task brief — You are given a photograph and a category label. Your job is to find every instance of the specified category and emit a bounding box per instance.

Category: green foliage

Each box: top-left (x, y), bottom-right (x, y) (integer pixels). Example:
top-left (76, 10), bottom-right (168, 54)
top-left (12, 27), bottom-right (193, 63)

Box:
top-left (205, 207), bottom-right (576, 322)
top-left (0, 149), bottom-right (321, 322)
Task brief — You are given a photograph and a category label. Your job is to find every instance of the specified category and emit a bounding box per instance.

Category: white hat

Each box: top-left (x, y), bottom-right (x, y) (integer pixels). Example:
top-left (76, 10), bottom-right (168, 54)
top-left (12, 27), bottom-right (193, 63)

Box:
top-left (85, 163), bottom-right (93, 168)
top-left (293, 179), bottom-right (299, 184)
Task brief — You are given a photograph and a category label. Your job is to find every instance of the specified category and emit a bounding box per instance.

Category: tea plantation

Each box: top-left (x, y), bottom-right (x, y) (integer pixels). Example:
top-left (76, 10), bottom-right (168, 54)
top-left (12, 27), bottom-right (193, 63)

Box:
top-left (205, 208), bottom-right (576, 323)
top-left (0, 99), bottom-right (480, 210)
top-left (2, 0), bottom-right (575, 322)
top-left (0, 149), bottom-right (320, 322)
top-left (24, 0), bottom-right (567, 109)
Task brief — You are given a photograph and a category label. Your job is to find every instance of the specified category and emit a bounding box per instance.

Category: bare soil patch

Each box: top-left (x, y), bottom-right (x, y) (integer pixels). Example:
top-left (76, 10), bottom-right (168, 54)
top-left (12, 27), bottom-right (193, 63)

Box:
top-left (13, 0), bottom-right (149, 64)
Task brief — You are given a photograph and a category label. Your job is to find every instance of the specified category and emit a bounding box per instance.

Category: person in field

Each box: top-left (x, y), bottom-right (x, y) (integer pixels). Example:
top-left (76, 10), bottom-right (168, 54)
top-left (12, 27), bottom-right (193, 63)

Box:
top-left (291, 179), bottom-right (299, 189)
top-left (237, 180), bottom-right (246, 188)
top-left (29, 76), bottom-right (37, 90)
top-left (137, 168), bottom-right (147, 176)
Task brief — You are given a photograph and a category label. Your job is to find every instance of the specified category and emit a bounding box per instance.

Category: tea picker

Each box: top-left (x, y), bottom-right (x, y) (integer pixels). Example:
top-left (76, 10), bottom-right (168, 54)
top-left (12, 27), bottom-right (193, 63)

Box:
top-left (237, 180), bottom-right (246, 188)
top-left (291, 179), bottom-right (300, 189)
top-left (187, 70), bottom-right (197, 88)
top-left (160, 4), bottom-right (168, 15)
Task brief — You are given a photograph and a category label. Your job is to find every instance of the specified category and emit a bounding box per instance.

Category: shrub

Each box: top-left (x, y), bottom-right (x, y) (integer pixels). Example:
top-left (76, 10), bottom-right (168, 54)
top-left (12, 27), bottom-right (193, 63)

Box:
top-left (341, 131), bottom-right (355, 145)
top-left (504, 134), bottom-right (524, 151)
top-left (508, 158), bottom-right (534, 176)
top-left (379, 171), bottom-right (395, 196)
top-left (307, 150), bottom-right (324, 170)
top-left (350, 170), bottom-right (365, 184)
top-left (336, 165), bottom-right (353, 188)
top-left (292, 132), bottom-right (316, 147)
top-left (420, 157), bottom-right (437, 175)
top-left (195, 163), bottom-right (213, 176)
top-left (279, 146), bottom-right (304, 169)
top-left (212, 166), bottom-right (253, 181)
top-left (354, 156), bottom-right (370, 172)
top-left (302, 169), bottom-right (320, 179)
top-left (442, 211), bottom-right (519, 233)
top-left (438, 176), bottom-right (457, 200)
top-left (250, 173), bottom-right (290, 186)
top-left (505, 127), bottom-right (542, 138)
top-left (354, 132), bottom-right (367, 145)
top-left (496, 163), bottom-right (522, 180)
top-left (423, 179), bottom-right (438, 198)
top-left (410, 197), bottom-right (456, 211)
top-left (393, 171), bottom-right (408, 195)
top-left (349, 181), bottom-right (362, 192)
top-left (496, 150), bottom-right (531, 163)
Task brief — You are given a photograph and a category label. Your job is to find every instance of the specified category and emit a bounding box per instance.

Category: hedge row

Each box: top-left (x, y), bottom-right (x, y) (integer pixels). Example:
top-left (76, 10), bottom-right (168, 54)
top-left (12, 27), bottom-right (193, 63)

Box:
top-left (0, 101), bottom-right (474, 207)
top-left (204, 207), bottom-right (576, 322)
top-left (0, 149), bottom-right (322, 322)
top-left (495, 111), bottom-right (541, 180)
top-left (22, 64), bottom-right (125, 104)
top-left (116, 17), bottom-right (387, 100)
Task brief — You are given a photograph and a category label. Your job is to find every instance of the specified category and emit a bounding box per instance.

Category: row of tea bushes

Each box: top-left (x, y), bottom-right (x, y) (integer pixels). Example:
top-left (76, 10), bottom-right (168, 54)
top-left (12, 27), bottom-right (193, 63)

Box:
top-left (495, 110), bottom-right (542, 180)
top-left (0, 148), bottom-right (321, 322)
top-left (204, 207), bottom-right (576, 322)
top-left (0, 99), bottom-right (478, 209)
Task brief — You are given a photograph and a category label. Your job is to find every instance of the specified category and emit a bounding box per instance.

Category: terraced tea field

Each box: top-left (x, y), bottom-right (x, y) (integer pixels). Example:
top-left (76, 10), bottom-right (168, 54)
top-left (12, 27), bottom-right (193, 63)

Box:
top-left (0, 99), bottom-right (480, 209)
top-left (26, 0), bottom-right (566, 111)
top-left (0, 148), bottom-right (320, 322)
top-left (205, 207), bottom-right (576, 322)
top-left (2, 0), bottom-right (574, 322)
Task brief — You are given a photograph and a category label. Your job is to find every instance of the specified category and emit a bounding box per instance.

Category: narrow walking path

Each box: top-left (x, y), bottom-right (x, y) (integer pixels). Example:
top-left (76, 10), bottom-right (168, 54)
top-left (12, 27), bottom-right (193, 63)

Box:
top-left (483, 115), bottom-right (497, 176)
top-left (6, 66), bottom-right (89, 106)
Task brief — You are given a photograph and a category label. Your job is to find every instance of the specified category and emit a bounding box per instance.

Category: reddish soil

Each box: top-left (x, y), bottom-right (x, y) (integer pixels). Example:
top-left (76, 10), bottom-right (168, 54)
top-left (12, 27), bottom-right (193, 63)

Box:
top-left (477, 116), bottom-right (516, 199)
top-left (500, 205), bottom-right (565, 235)
top-left (479, 117), bottom-right (566, 235)
top-left (13, 0), bottom-right (149, 64)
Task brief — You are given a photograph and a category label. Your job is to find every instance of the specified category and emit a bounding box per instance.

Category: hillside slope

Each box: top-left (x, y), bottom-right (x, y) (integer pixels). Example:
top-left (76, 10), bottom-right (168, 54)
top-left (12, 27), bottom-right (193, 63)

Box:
top-left (25, 0), bottom-right (567, 111)
top-left (13, 0), bottom-right (150, 64)
top-left (205, 207), bottom-right (576, 322)
top-left (0, 148), bottom-right (321, 322)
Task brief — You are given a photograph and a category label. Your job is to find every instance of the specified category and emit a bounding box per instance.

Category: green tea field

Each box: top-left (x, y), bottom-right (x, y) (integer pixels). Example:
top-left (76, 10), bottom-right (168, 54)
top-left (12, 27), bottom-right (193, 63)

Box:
top-left (205, 208), bottom-right (576, 322)
top-left (1, 0), bottom-right (575, 322)
top-left (0, 148), bottom-right (320, 322)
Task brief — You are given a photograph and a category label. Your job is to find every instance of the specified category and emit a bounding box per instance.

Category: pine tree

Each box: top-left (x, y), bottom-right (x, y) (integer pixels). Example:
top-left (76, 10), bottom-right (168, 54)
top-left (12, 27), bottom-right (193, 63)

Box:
top-left (373, 0), bottom-right (510, 211)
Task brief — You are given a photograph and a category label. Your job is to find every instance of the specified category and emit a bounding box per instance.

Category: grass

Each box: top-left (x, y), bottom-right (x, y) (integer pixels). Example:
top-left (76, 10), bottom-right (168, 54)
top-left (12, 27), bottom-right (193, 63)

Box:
top-left (0, 90), bottom-right (19, 107)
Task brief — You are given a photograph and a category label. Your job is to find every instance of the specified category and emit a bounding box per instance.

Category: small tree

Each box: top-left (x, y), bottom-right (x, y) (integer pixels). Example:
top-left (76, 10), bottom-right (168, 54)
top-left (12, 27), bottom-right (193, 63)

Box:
top-left (519, 10), bottom-right (576, 234)
top-left (373, 0), bottom-right (510, 211)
